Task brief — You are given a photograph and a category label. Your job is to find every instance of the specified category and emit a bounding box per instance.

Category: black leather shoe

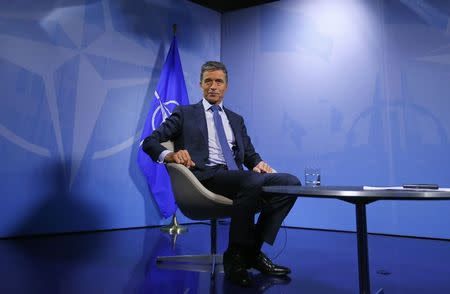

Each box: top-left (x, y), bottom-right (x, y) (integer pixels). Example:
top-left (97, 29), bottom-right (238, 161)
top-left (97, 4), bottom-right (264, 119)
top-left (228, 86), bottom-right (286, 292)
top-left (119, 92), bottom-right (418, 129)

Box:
top-left (223, 249), bottom-right (252, 287)
top-left (249, 251), bottom-right (291, 276)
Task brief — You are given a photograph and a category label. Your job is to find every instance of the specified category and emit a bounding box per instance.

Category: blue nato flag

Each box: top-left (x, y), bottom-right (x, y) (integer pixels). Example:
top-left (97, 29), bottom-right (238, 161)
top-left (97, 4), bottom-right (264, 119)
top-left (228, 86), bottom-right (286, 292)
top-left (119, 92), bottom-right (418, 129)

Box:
top-left (137, 37), bottom-right (189, 218)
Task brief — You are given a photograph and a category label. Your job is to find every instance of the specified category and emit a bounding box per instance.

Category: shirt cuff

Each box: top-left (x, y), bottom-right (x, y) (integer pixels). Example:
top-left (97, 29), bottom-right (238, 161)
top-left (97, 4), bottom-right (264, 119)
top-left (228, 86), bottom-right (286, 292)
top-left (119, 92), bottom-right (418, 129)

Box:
top-left (158, 150), bottom-right (172, 163)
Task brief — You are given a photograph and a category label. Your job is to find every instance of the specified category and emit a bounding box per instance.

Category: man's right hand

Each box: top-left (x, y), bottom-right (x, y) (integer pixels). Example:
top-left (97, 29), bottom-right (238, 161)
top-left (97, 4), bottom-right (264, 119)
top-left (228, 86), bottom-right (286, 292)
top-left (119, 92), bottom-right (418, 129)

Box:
top-left (164, 150), bottom-right (195, 168)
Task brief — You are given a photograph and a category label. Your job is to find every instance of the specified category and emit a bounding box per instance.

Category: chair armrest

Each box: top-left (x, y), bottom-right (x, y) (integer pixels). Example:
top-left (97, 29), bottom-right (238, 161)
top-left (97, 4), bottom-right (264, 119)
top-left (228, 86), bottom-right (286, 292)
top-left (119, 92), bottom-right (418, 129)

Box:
top-left (166, 163), bottom-right (233, 205)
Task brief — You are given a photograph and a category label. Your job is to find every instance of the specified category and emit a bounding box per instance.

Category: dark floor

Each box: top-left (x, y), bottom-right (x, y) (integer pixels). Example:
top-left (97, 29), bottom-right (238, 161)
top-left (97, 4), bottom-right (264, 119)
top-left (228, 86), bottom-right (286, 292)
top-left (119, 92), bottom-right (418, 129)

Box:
top-left (0, 223), bottom-right (449, 294)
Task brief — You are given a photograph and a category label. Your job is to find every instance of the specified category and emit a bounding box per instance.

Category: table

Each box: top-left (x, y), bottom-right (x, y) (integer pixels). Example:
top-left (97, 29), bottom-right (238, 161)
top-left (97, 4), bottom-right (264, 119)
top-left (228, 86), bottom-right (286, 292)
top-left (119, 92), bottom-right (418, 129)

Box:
top-left (262, 186), bottom-right (450, 294)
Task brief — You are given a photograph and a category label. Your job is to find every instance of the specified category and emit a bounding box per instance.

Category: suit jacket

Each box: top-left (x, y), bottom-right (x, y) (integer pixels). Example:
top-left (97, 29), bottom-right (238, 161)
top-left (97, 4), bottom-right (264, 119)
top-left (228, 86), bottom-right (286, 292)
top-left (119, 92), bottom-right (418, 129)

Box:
top-left (142, 100), bottom-right (262, 181)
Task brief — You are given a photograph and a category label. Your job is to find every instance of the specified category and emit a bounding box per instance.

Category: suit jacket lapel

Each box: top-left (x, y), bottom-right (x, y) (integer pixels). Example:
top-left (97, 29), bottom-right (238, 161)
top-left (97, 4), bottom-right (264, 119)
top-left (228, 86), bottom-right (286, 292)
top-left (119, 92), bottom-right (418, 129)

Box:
top-left (193, 101), bottom-right (208, 147)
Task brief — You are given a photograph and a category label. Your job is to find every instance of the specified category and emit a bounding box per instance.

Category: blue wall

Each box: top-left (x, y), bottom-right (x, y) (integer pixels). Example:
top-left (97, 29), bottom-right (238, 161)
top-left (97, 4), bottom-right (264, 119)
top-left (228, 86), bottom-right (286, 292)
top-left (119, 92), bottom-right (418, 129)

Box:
top-left (0, 0), bottom-right (220, 237)
top-left (2, 0), bottom-right (450, 239)
top-left (222, 0), bottom-right (450, 238)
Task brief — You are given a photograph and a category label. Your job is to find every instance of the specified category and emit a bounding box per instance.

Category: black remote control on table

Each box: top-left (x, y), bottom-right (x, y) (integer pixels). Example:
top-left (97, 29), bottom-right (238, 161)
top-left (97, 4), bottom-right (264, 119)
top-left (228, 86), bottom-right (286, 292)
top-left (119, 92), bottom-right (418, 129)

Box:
top-left (402, 184), bottom-right (439, 190)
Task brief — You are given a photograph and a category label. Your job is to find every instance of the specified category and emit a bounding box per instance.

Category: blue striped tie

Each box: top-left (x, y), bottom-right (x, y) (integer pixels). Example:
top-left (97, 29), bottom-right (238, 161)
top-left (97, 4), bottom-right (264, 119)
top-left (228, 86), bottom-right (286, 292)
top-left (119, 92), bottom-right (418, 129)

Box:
top-left (210, 105), bottom-right (238, 170)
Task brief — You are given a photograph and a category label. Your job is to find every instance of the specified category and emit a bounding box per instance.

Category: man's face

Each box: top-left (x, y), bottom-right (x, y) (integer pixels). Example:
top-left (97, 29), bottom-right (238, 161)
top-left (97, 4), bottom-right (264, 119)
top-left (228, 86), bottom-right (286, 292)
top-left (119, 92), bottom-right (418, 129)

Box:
top-left (200, 70), bottom-right (228, 105)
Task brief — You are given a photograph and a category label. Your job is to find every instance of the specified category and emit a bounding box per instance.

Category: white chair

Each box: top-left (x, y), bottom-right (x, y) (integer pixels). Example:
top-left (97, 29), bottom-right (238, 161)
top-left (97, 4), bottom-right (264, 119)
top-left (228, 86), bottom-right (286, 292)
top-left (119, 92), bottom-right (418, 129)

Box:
top-left (156, 141), bottom-right (234, 277)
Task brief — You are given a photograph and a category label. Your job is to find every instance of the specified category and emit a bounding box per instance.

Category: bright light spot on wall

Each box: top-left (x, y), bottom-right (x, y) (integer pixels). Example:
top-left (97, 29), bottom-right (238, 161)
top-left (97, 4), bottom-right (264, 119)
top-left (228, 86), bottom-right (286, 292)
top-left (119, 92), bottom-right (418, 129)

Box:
top-left (300, 0), bottom-right (375, 38)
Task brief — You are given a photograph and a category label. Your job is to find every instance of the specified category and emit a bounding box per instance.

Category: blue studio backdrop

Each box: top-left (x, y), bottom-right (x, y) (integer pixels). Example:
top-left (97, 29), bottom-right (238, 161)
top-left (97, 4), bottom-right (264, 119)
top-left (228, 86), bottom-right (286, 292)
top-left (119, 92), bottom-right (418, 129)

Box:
top-left (0, 0), bottom-right (220, 237)
top-left (221, 0), bottom-right (450, 238)
top-left (1, 0), bottom-right (450, 240)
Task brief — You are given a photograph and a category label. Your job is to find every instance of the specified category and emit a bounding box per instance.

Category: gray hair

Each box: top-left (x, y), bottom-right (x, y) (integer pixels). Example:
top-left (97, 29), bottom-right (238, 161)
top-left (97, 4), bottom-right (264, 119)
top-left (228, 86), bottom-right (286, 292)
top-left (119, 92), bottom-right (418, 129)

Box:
top-left (200, 61), bottom-right (228, 83)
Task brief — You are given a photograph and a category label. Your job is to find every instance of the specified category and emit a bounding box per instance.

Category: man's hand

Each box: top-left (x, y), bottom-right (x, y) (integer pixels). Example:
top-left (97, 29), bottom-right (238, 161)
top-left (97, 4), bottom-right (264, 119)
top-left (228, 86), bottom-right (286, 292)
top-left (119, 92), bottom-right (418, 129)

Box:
top-left (165, 150), bottom-right (196, 168)
top-left (253, 161), bottom-right (273, 173)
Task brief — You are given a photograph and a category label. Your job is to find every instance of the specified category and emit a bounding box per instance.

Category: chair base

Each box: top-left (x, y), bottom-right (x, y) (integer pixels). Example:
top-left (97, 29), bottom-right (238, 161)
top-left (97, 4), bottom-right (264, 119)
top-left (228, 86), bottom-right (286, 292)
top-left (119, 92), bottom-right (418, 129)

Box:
top-left (156, 254), bottom-right (224, 276)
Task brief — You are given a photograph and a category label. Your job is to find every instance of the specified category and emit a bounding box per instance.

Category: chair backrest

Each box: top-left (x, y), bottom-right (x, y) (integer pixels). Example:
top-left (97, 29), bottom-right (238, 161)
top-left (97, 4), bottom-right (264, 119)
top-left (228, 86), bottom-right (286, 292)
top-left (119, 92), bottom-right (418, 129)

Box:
top-left (161, 141), bottom-right (234, 220)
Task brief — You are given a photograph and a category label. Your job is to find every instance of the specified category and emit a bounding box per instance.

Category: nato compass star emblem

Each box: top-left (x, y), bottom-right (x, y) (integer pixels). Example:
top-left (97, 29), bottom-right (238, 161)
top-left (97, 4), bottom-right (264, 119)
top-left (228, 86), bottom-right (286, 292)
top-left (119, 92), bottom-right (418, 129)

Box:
top-left (151, 90), bottom-right (179, 130)
top-left (0, 0), bottom-right (157, 188)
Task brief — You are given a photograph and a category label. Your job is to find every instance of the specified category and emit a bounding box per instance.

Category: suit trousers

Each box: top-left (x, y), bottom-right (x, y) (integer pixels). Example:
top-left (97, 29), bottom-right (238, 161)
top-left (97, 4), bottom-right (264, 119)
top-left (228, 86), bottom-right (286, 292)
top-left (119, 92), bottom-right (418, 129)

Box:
top-left (201, 166), bottom-right (300, 249)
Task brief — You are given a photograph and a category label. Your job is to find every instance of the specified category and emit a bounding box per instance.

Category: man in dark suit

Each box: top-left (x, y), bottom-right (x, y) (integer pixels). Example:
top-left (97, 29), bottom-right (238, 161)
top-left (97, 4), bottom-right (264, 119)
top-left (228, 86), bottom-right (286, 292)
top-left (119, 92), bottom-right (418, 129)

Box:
top-left (142, 61), bottom-right (300, 287)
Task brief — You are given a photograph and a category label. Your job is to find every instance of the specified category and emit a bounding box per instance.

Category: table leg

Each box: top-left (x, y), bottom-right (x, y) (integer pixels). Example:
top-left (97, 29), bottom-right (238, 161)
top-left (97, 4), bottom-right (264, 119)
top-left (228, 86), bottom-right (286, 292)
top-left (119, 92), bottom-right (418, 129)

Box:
top-left (355, 203), bottom-right (371, 294)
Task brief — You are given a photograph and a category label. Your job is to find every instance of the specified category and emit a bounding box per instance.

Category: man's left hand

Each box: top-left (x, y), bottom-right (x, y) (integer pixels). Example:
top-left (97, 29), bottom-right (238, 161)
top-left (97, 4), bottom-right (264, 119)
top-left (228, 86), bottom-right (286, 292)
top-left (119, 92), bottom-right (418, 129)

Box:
top-left (253, 161), bottom-right (273, 173)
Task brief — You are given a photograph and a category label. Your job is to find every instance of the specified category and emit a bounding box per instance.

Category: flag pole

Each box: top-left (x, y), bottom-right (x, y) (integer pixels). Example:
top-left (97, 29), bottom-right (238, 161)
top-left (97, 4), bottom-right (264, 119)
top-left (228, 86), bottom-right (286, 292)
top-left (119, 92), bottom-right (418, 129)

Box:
top-left (160, 23), bottom-right (187, 236)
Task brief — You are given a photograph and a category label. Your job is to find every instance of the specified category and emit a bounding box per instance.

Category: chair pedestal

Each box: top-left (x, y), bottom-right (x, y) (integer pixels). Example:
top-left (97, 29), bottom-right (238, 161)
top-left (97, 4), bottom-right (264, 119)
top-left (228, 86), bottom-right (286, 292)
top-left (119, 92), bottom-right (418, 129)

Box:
top-left (156, 220), bottom-right (223, 277)
top-left (156, 254), bottom-right (224, 275)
